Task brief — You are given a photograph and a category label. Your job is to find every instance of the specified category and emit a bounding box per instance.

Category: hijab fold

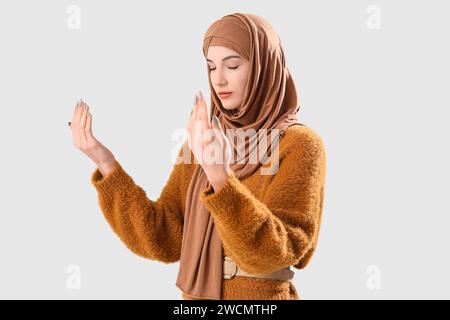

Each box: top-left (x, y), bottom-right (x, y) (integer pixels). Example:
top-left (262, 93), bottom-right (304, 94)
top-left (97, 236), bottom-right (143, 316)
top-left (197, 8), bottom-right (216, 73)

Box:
top-left (175, 12), bottom-right (302, 300)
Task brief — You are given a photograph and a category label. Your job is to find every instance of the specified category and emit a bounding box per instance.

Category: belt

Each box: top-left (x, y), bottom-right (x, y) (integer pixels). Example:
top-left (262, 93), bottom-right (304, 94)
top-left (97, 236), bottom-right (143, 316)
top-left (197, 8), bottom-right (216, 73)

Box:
top-left (223, 256), bottom-right (295, 282)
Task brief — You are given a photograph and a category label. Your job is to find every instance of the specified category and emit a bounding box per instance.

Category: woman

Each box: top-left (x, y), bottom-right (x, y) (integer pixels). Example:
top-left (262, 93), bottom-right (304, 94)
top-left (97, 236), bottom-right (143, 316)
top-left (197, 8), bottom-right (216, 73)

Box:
top-left (69, 12), bottom-right (326, 300)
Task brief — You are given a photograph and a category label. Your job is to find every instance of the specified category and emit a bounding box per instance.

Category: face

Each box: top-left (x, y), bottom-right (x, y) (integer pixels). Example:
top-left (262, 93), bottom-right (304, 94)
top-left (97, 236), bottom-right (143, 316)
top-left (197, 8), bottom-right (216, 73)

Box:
top-left (206, 46), bottom-right (250, 111)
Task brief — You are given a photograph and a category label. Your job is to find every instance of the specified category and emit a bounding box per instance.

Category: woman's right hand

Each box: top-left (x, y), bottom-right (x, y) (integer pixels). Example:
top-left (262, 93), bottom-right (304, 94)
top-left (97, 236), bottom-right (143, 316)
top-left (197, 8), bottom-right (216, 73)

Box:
top-left (69, 99), bottom-right (117, 177)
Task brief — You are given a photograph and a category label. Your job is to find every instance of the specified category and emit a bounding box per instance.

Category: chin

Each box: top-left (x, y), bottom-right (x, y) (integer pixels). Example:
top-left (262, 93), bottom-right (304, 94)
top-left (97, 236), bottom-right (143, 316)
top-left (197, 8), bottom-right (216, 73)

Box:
top-left (222, 102), bottom-right (239, 111)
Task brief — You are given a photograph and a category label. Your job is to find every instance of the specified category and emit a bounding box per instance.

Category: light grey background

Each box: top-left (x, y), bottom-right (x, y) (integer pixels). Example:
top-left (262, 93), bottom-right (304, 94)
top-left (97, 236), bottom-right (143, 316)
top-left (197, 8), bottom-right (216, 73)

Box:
top-left (0, 0), bottom-right (448, 299)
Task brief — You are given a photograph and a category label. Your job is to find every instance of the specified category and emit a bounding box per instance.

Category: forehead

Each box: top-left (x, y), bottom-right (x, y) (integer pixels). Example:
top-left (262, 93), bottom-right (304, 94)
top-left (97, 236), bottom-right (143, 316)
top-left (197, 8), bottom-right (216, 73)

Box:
top-left (206, 45), bottom-right (241, 60)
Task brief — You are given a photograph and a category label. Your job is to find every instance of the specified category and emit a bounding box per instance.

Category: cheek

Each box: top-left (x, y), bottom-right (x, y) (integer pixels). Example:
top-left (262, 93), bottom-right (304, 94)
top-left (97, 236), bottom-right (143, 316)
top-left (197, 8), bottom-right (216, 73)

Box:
top-left (209, 72), bottom-right (216, 83)
top-left (236, 71), bottom-right (249, 93)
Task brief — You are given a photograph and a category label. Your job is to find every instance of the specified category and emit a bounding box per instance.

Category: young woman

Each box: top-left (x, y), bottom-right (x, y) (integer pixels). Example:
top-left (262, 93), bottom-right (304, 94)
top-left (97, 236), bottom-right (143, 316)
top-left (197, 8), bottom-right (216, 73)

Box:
top-left (69, 12), bottom-right (326, 300)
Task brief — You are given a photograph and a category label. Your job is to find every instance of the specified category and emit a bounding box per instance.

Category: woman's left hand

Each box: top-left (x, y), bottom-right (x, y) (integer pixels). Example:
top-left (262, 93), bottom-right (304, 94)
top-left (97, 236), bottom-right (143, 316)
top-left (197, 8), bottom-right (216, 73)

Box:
top-left (187, 90), bottom-right (233, 192)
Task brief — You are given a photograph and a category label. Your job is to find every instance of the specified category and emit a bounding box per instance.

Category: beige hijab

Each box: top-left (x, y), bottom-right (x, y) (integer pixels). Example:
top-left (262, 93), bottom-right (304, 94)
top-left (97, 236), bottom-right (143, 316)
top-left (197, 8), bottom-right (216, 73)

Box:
top-left (175, 12), bottom-right (302, 300)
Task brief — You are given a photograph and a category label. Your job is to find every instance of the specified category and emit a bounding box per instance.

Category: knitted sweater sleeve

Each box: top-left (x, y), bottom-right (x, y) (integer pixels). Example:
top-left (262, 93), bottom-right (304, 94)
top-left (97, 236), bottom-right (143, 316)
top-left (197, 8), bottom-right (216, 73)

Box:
top-left (90, 147), bottom-right (187, 264)
top-left (199, 132), bottom-right (326, 275)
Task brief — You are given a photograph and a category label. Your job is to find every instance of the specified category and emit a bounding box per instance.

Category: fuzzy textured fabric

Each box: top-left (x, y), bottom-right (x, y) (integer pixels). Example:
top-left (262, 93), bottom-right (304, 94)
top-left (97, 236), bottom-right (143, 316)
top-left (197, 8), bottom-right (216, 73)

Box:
top-left (90, 124), bottom-right (326, 300)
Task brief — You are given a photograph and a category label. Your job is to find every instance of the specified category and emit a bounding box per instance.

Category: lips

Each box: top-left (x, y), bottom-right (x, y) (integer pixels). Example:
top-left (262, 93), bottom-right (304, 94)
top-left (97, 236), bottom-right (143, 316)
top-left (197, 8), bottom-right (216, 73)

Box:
top-left (218, 92), bottom-right (232, 98)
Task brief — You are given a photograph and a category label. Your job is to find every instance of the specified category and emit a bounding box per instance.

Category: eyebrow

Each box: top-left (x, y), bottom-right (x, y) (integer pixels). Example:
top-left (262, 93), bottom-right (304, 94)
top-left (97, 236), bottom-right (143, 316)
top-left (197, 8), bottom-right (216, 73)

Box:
top-left (206, 55), bottom-right (241, 63)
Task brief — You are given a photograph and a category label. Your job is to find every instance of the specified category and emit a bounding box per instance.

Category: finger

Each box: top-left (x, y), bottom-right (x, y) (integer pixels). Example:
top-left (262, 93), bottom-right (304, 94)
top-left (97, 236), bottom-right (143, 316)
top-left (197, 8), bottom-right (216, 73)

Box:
top-left (189, 108), bottom-right (193, 130)
top-left (210, 116), bottom-right (226, 164)
top-left (193, 118), bottom-right (203, 162)
top-left (187, 94), bottom-right (198, 141)
top-left (196, 91), bottom-right (206, 121)
top-left (216, 116), bottom-right (229, 145)
top-left (193, 92), bottom-right (201, 123)
top-left (187, 125), bottom-right (192, 150)
top-left (187, 94), bottom-right (198, 151)
top-left (72, 100), bottom-right (81, 125)
top-left (194, 93), bottom-right (199, 106)
top-left (211, 116), bottom-right (225, 146)
top-left (188, 93), bottom-right (198, 127)
top-left (196, 93), bottom-right (210, 142)
top-left (74, 99), bottom-right (80, 113)
top-left (187, 120), bottom-right (195, 153)
top-left (214, 116), bottom-right (232, 163)
top-left (192, 92), bottom-right (203, 143)
top-left (189, 93), bottom-right (199, 126)
top-left (79, 102), bottom-right (88, 145)
top-left (198, 98), bottom-right (211, 146)
top-left (198, 91), bottom-right (211, 128)
top-left (74, 99), bottom-right (83, 124)
top-left (187, 114), bottom-right (193, 136)
top-left (192, 106), bottom-right (205, 158)
top-left (72, 100), bottom-right (82, 145)
top-left (85, 110), bottom-right (94, 142)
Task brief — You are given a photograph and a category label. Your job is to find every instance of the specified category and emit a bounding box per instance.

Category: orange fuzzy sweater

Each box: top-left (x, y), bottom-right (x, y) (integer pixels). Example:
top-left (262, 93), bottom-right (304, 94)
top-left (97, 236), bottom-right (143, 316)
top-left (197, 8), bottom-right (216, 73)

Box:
top-left (90, 124), bottom-right (326, 300)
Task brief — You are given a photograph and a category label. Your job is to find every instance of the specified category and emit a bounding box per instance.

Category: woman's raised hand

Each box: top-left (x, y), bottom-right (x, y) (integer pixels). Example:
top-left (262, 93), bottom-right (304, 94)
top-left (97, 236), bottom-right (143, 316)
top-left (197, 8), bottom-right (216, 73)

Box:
top-left (69, 99), bottom-right (117, 177)
top-left (187, 91), bottom-right (233, 192)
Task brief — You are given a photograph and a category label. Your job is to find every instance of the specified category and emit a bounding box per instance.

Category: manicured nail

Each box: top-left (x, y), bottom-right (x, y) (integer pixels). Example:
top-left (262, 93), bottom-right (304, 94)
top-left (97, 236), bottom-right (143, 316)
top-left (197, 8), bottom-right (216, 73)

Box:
top-left (68, 121), bottom-right (71, 127)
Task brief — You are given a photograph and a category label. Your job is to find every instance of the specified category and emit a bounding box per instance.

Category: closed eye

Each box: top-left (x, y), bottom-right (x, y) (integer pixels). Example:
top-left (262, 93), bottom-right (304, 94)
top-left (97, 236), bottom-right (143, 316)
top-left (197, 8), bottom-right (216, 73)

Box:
top-left (209, 66), bottom-right (239, 71)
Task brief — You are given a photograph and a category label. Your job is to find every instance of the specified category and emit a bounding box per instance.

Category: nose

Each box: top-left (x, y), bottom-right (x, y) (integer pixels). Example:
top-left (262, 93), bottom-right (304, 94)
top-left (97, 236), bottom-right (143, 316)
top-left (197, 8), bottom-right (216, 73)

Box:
top-left (213, 67), bottom-right (227, 87)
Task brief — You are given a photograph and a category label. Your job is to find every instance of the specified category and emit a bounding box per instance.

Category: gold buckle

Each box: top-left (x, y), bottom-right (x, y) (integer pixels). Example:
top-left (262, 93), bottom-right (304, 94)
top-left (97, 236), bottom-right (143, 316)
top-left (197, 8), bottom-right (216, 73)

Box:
top-left (223, 257), bottom-right (238, 279)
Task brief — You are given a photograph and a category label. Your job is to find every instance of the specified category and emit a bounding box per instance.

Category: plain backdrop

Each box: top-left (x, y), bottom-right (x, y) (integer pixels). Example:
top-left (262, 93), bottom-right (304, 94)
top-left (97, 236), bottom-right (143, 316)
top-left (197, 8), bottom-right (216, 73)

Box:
top-left (0, 0), bottom-right (449, 299)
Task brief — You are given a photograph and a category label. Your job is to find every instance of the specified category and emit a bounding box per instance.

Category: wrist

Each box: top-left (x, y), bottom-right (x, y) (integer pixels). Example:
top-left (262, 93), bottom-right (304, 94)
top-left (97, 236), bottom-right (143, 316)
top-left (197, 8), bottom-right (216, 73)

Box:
top-left (97, 159), bottom-right (117, 177)
top-left (209, 166), bottom-right (233, 193)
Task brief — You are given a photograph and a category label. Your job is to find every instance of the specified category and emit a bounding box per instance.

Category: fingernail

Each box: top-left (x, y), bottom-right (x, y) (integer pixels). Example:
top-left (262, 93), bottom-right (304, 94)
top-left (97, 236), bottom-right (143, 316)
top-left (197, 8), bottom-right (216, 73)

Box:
top-left (68, 121), bottom-right (71, 127)
top-left (194, 94), bottom-right (198, 105)
top-left (198, 90), bottom-right (203, 101)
